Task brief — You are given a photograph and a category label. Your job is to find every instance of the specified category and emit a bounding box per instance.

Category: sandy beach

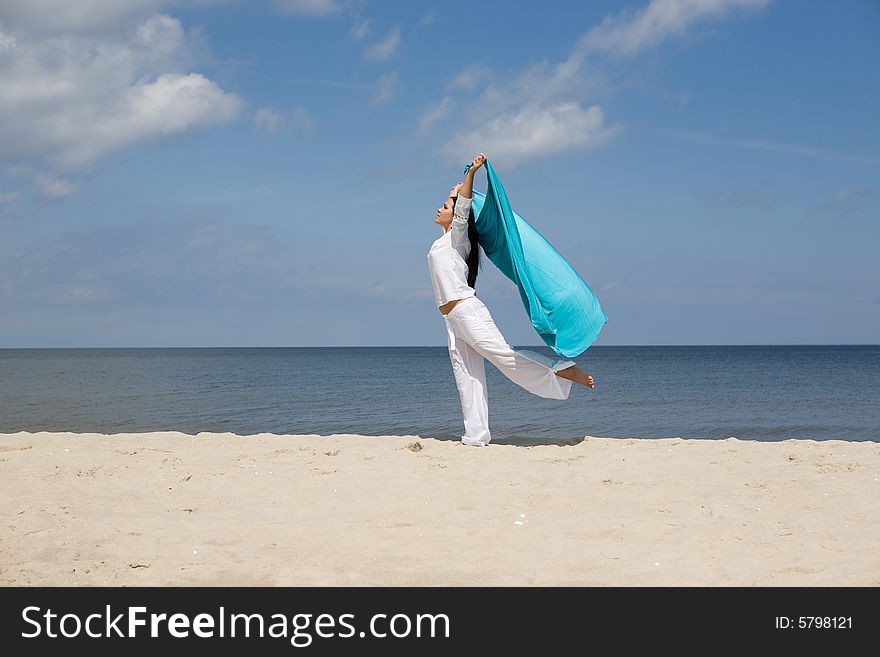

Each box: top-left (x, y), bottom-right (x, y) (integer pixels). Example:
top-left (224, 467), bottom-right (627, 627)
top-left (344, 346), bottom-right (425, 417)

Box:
top-left (1, 431), bottom-right (878, 586)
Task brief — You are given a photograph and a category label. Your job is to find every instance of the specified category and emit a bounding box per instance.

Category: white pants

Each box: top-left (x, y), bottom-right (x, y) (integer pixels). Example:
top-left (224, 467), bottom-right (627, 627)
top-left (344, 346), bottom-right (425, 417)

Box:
top-left (443, 296), bottom-right (576, 446)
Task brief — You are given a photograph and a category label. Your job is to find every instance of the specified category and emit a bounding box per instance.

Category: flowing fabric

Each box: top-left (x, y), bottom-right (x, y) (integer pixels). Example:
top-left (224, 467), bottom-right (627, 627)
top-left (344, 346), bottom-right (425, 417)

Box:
top-left (466, 160), bottom-right (607, 358)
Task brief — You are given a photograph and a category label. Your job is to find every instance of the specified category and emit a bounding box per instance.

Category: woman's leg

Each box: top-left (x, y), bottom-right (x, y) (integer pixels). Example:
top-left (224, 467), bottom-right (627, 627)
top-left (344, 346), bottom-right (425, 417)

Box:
top-left (445, 316), bottom-right (492, 446)
top-left (449, 297), bottom-right (578, 400)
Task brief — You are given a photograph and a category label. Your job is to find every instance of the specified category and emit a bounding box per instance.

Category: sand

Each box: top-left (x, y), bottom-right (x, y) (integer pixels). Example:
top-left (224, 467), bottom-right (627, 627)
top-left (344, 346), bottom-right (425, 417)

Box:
top-left (1, 431), bottom-right (878, 586)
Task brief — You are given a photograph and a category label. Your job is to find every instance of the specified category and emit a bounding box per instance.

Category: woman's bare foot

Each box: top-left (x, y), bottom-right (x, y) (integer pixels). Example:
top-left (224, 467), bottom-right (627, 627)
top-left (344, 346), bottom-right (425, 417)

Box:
top-left (556, 365), bottom-right (594, 388)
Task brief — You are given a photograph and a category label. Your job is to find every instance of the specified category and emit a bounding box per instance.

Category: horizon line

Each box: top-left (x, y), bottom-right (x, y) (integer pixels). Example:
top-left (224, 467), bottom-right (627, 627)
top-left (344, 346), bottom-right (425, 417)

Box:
top-left (2, 344), bottom-right (878, 350)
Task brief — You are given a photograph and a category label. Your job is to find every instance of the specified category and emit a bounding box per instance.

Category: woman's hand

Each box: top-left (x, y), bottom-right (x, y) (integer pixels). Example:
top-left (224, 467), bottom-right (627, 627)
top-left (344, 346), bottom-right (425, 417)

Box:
top-left (467, 153), bottom-right (486, 175)
top-left (450, 182), bottom-right (464, 198)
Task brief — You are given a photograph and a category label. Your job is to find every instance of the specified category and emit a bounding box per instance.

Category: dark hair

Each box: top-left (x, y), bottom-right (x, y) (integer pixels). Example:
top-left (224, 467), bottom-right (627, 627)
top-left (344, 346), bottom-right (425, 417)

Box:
top-left (452, 196), bottom-right (481, 288)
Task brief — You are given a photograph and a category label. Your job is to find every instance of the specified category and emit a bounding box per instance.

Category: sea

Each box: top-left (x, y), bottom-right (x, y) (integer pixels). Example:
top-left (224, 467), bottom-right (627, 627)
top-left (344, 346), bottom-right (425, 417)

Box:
top-left (1, 346), bottom-right (877, 444)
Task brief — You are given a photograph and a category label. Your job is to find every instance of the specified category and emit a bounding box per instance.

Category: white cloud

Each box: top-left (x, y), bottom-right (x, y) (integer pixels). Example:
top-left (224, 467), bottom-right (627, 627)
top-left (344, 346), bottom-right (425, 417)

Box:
top-left (426, 55), bottom-right (614, 166)
top-left (443, 102), bottom-right (620, 167)
top-left (0, 190), bottom-right (20, 203)
top-left (349, 18), bottom-right (370, 41)
top-left (0, 13), bottom-right (244, 173)
top-left (136, 12), bottom-right (185, 55)
top-left (419, 10), bottom-right (438, 27)
top-left (272, 0), bottom-right (343, 17)
top-left (254, 105), bottom-right (316, 136)
top-left (0, 1), bottom-right (232, 34)
top-left (0, 0), bottom-right (165, 34)
top-left (0, 30), bottom-right (16, 50)
top-left (254, 107), bottom-right (285, 135)
top-left (5, 153), bottom-right (76, 199)
top-left (449, 64), bottom-right (493, 91)
top-left (364, 26), bottom-right (400, 61)
top-left (577, 0), bottom-right (770, 58)
top-left (34, 173), bottom-right (77, 198)
top-left (419, 96), bottom-right (454, 133)
top-left (369, 71), bottom-right (397, 107)
top-left (421, 0), bottom-right (771, 168)
top-left (255, 107), bottom-right (286, 136)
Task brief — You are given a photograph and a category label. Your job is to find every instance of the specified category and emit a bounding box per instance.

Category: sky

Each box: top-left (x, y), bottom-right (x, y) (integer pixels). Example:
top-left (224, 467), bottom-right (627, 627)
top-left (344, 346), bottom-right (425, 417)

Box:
top-left (1, 0), bottom-right (878, 348)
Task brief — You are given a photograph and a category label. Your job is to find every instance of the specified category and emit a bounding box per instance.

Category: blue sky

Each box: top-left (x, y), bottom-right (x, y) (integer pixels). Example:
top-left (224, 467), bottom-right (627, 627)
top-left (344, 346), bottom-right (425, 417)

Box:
top-left (1, 0), bottom-right (878, 347)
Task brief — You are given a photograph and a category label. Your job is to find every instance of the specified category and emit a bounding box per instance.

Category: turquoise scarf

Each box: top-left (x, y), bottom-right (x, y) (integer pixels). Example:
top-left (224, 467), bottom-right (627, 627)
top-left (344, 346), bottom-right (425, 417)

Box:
top-left (466, 160), bottom-right (607, 358)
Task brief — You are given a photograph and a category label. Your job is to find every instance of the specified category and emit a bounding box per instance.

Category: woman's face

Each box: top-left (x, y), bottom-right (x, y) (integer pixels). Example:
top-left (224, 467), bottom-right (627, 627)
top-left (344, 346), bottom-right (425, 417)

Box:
top-left (435, 193), bottom-right (455, 230)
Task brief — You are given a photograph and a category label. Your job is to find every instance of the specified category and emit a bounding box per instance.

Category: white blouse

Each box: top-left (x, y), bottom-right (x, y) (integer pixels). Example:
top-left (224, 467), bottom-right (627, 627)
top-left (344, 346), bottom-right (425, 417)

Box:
top-left (426, 193), bottom-right (475, 309)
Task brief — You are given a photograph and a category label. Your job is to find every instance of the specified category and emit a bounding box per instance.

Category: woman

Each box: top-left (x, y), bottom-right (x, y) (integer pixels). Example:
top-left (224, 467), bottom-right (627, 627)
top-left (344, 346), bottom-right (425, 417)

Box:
top-left (427, 152), bottom-right (596, 447)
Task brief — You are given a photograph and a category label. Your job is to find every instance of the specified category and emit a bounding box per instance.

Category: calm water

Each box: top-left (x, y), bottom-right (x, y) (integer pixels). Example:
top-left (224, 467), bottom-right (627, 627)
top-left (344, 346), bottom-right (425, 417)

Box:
top-left (0, 346), bottom-right (878, 444)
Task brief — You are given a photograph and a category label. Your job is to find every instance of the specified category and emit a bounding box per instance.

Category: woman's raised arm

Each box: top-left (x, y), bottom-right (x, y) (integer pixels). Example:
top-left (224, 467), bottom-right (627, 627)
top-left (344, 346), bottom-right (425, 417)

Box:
top-left (460, 152), bottom-right (485, 199)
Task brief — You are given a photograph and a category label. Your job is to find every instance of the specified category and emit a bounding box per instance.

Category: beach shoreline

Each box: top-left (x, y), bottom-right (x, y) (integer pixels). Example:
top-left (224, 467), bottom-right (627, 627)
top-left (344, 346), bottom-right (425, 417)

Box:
top-left (2, 431), bottom-right (878, 586)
